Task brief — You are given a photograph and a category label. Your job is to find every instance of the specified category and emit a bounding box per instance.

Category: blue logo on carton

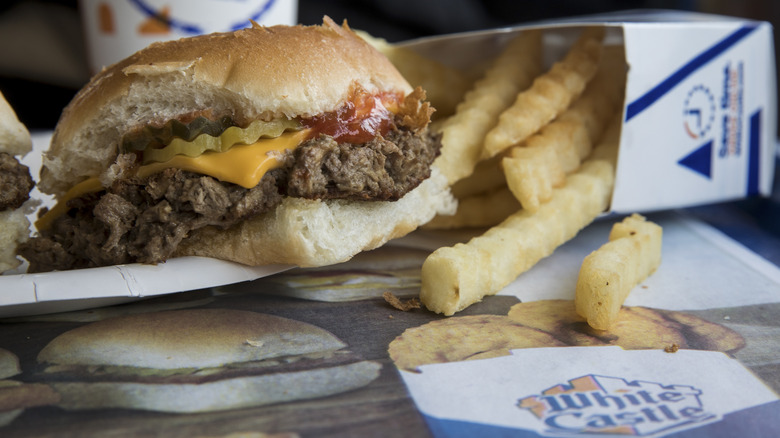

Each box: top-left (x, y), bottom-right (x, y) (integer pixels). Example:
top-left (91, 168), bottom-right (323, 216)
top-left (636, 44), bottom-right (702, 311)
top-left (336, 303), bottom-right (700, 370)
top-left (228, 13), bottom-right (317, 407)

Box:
top-left (678, 60), bottom-right (746, 180)
top-left (719, 61), bottom-right (744, 158)
top-left (683, 85), bottom-right (715, 140)
top-left (518, 375), bottom-right (717, 436)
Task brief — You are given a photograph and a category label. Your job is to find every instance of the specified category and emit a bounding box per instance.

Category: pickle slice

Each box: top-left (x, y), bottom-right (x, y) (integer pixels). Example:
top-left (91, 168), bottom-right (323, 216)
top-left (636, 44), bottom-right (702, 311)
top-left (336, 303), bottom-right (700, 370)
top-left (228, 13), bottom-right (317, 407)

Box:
top-left (121, 116), bottom-right (235, 153)
top-left (143, 118), bottom-right (300, 163)
top-left (140, 118), bottom-right (301, 164)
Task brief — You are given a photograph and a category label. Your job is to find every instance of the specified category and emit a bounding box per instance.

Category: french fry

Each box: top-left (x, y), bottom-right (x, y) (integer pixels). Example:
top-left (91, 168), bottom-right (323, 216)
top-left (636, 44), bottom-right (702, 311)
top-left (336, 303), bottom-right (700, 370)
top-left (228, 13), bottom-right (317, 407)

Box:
top-left (483, 27), bottom-right (605, 159)
top-left (527, 117), bottom-right (589, 174)
top-left (355, 29), bottom-right (472, 118)
top-left (434, 29), bottom-right (543, 185)
top-left (423, 187), bottom-right (520, 230)
top-left (501, 45), bottom-right (626, 211)
top-left (575, 214), bottom-right (663, 330)
top-left (502, 146), bottom-right (565, 212)
top-left (588, 114), bottom-right (622, 166)
top-left (561, 45), bottom-right (627, 157)
top-left (450, 155), bottom-right (505, 199)
top-left (420, 124), bottom-right (620, 315)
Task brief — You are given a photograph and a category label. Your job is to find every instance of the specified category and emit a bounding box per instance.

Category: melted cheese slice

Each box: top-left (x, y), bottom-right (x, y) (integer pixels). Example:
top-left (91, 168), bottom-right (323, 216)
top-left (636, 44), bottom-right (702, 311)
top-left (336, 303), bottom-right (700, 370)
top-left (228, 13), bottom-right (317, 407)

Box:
top-left (36, 129), bottom-right (310, 231)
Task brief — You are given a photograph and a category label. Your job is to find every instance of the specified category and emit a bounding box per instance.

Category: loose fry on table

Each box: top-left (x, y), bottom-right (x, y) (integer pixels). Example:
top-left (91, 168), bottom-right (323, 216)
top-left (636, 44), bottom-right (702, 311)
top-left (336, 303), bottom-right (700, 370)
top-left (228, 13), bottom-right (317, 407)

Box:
top-left (420, 123), bottom-right (620, 315)
top-left (355, 29), bottom-right (472, 118)
top-left (483, 26), bottom-right (605, 159)
top-left (434, 29), bottom-right (543, 185)
top-left (423, 186), bottom-right (520, 230)
top-left (501, 45), bottom-right (626, 211)
top-left (575, 213), bottom-right (663, 330)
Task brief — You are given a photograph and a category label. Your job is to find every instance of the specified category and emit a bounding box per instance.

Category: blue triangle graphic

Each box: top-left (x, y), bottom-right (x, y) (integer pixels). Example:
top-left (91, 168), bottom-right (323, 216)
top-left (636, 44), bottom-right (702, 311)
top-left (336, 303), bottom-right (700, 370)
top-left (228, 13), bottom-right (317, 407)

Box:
top-left (678, 141), bottom-right (713, 179)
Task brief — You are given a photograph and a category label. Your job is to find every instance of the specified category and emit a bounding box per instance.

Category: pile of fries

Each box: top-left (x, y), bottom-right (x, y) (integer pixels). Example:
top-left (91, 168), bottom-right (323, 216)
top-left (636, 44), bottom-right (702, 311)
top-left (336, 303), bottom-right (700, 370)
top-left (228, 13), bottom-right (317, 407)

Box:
top-left (363, 26), bottom-right (663, 320)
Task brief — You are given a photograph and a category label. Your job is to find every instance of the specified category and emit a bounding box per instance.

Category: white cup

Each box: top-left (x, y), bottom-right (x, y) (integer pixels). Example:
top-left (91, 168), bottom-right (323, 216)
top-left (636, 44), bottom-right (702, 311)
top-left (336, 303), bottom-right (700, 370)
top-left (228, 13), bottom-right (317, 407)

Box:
top-left (79, 0), bottom-right (298, 74)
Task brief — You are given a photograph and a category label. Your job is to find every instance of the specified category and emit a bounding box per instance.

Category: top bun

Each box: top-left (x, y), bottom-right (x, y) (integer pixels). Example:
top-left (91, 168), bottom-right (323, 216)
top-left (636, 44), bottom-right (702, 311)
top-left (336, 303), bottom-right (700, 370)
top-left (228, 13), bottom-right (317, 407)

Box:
top-left (40, 16), bottom-right (414, 196)
top-left (38, 309), bottom-right (348, 370)
top-left (0, 348), bottom-right (20, 380)
top-left (0, 90), bottom-right (32, 157)
top-left (0, 91), bottom-right (33, 274)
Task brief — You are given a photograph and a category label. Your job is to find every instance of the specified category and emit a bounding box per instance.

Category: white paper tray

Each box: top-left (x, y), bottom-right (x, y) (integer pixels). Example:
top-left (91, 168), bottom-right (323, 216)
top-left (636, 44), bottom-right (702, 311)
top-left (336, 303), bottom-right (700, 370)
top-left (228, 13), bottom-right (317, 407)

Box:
top-left (0, 132), bottom-right (291, 318)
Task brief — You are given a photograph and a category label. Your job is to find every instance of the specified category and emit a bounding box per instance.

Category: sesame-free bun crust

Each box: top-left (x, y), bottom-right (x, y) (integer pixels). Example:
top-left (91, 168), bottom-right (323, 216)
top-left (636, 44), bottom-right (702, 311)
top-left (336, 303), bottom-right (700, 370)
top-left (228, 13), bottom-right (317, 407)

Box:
top-left (40, 16), bottom-right (413, 196)
top-left (176, 167), bottom-right (455, 267)
top-left (37, 309), bottom-right (347, 370)
top-left (0, 90), bottom-right (33, 274)
top-left (0, 348), bottom-right (20, 380)
top-left (0, 91), bottom-right (31, 157)
top-left (0, 207), bottom-right (32, 273)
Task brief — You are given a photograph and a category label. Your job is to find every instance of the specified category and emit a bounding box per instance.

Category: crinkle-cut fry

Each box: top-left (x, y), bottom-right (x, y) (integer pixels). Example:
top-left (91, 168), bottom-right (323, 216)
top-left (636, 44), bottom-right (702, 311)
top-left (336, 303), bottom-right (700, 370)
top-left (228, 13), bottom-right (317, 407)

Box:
top-left (558, 44), bottom-right (627, 159)
top-left (502, 145), bottom-right (566, 212)
top-left (450, 155), bottom-right (505, 199)
top-left (526, 117), bottom-right (589, 174)
top-left (501, 46), bottom-right (626, 212)
top-left (575, 214), bottom-right (663, 331)
top-left (355, 29), bottom-right (472, 118)
top-left (434, 29), bottom-right (543, 185)
top-left (588, 114), bottom-right (622, 166)
top-left (421, 160), bottom-right (614, 315)
top-left (420, 141), bottom-right (618, 315)
top-left (424, 187), bottom-right (520, 230)
top-left (483, 26), bottom-right (605, 159)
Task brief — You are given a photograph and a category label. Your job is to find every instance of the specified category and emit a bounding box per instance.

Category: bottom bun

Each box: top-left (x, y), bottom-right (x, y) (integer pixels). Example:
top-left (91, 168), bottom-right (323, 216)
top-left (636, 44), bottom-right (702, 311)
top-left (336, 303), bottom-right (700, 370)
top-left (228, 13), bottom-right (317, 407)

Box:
top-left (176, 167), bottom-right (457, 267)
top-left (0, 409), bottom-right (22, 428)
top-left (0, 348), bottom-right (60, 427)
top-left (0, 204), bottom-right (33, 274)
top-left (50, 360), bottom-right (381, 413)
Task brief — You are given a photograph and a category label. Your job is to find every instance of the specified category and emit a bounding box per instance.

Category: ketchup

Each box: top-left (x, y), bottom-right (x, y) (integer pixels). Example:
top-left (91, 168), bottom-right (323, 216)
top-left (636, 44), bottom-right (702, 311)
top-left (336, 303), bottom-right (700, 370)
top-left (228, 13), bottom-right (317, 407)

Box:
top-left (302, 89), bottom-right (401, 144)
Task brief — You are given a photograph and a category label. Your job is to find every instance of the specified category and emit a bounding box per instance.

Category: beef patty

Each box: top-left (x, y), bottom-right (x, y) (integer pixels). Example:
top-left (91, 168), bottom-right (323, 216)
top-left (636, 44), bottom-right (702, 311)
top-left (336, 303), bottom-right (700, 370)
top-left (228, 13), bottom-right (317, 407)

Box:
top-left (19, 127), bottom-right (440, 272)
top-left (0, 152), bottom-right (34, 211)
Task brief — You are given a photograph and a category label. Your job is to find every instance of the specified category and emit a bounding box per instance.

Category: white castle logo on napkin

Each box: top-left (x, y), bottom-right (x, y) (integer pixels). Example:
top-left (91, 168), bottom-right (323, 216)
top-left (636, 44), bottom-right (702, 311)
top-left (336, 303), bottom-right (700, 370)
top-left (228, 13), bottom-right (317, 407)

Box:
top-left (517, 374), bottom-right (718, 436)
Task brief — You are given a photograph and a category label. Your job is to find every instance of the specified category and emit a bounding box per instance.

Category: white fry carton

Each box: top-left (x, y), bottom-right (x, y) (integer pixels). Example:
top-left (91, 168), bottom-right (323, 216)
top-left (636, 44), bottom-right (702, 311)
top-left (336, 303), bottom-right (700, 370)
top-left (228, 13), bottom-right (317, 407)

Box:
top-left (400, 10), bottom-right (777, 213)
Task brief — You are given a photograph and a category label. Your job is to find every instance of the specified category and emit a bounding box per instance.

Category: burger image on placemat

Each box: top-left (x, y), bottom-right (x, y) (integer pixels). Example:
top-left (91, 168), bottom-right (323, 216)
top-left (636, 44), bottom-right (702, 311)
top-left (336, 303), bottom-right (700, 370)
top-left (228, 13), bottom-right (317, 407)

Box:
top-left (0, 348), bottom-right (60, 426)
top-left (35, 309), bottom-right (380, 413)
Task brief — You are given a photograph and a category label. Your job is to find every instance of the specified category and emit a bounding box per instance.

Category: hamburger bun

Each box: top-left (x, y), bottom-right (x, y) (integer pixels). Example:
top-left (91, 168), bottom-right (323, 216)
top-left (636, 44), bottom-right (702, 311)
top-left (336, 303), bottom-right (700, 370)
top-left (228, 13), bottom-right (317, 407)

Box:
top-left (41, 17), bottom-right (413, 195)
top-left (0, 90), bottom-right (34, 273)
top-left (26, 17), bottom-right (455, 271)
top-left (0, 348), bottom-right (20, 380)
top-left (37, 309), bottom-right (381, 413)
top-left (0, 347), bottom-right (60, 426)
top-left (0, 93), bottom-right (32, 157)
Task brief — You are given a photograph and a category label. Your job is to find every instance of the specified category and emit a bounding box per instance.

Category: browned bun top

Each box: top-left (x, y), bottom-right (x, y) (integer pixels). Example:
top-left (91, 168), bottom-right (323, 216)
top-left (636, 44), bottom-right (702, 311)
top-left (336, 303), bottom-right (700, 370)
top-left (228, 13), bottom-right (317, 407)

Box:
top-left (40, 16), bottom-right (414, 196)
top-left (37, 309), bottom-right (347, 370)
top-left (0, 90), bottom-right (31, 157)
top-left (0, 348), bottom-right (20, 380)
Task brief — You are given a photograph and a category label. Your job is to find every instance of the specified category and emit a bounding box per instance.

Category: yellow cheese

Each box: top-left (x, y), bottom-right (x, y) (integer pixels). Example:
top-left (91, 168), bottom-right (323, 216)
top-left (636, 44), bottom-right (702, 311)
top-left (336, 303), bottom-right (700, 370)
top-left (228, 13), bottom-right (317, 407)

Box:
top-left (36, 129), bottom-right (310, 231)
top-left (136, 129), bottom-right (308, 188)
top-left (35, 178), bottom-right (103, 232)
